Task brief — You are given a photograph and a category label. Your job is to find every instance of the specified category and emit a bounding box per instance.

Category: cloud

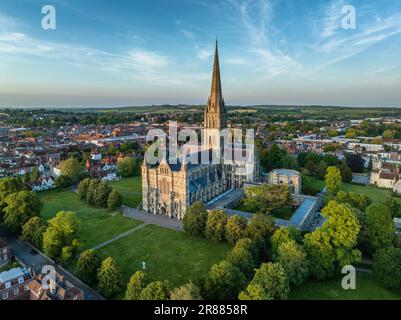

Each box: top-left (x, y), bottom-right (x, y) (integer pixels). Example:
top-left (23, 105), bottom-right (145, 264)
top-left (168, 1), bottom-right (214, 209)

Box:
top-left (180, 28), bottom-right (195, 40)
top-left (0, 11), bottom-right (192, 86)
top-left (319, 0), bottom-right (346, 38)
top-left (312, 1), bottom-right (401, 69)
top-left (195, 45), bottom-right (213, 60)
top-left (128, 50), bottom-right (170, 70)
top-left (226, 0), bottom-right (302, 78)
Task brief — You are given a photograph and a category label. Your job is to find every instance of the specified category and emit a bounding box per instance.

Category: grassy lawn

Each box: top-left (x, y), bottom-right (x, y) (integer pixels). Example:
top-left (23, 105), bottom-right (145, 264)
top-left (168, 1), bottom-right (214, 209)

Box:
top-left (233, 201), bottom-right (254, 213)
top-left (97, 224), bottom-right (231, 292)
top-left (290, 272), bottom-right (401, 300)
top-left (109, 176), bottom-right (142, 208)
top-left (39, 190), bottom-right (143, 250)
top-left (234, 200), bottom-right (294, 220)
top-left (342, 183), bottom-right (400, 204)
top-left (272, 207), bottom-right (295, 220)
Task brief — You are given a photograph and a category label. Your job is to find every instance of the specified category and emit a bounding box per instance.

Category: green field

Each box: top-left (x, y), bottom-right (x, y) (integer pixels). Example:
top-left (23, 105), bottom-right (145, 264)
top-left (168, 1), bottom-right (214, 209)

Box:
top-left (39, 191), bottom-right (143, 250)
top-left (97, 224), bottom-right (231, 289)
top-left (342, 183), bottom-right (400, 204)
top-left (290, 272), bottom-right (401, 300)
top-left (110, 176), bottom-right (142, 208)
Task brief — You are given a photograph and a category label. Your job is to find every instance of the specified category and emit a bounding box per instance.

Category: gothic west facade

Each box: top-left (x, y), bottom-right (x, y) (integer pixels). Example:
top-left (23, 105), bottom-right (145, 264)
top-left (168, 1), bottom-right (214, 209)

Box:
top-left (142, 43), bottom-right (260, 219)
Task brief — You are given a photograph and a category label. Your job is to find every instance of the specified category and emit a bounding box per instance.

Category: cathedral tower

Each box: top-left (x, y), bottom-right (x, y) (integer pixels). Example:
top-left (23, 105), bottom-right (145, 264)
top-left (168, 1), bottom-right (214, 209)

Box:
top-left (204, 41), bottom-right (227, 153)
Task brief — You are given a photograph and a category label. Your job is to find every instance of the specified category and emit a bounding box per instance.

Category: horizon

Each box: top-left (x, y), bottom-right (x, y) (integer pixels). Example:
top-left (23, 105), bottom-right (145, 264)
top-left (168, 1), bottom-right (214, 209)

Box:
top-left (1, 0), bottom-right (401, 108)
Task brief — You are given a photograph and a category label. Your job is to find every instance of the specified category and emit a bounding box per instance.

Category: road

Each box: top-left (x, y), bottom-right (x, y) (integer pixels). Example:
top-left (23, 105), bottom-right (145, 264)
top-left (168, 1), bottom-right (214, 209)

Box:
top-left (121, 206), bottom-right (183, 231)
top-left (1, 232), bottom-right (104, 300)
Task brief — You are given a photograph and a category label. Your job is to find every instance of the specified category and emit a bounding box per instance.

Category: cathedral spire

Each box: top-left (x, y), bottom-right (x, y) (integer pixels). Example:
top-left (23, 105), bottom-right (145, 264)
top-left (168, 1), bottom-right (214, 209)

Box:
top-left (210, 40), bottom-right (223, 110)
top-left (205, 40), bottom-right (227, 130)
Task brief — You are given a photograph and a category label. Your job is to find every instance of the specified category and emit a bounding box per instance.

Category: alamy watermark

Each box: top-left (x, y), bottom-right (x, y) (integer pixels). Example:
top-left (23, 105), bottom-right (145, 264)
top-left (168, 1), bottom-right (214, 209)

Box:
top-left (341, 265), bottom-right (356, 290)
top-left (42, 5), bottom-right (56, 30)
top-left (41, 265), bottom-right (56, 289)
top-left (341, 5), bottom-right (356, 30)
top-left (144, 121), bottom-right (256, 175)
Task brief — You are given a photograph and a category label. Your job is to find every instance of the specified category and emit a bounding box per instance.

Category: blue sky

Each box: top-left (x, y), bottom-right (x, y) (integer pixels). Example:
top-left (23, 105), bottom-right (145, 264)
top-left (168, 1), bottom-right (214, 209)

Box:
top-left (0, 0), bottom-right (401, 108)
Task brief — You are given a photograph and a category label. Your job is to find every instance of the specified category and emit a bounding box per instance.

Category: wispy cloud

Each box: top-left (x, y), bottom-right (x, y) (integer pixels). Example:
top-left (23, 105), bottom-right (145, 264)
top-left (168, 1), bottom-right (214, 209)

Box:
top-left (195, 45), bottom-right (213, 60)
top-left (0, 11), bottom-right (200, 86)
top-left (313, 1), bottom-right (401, 69)
top-left (319, 0), bottom-right (346, 38)
top-left (226, 0), bottom-right (302, 78)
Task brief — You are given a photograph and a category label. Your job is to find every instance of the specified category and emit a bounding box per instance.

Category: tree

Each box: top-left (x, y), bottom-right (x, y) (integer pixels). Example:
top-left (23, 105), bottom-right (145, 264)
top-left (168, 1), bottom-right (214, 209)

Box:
top-left (77, 250), bottom-right (102, 286)
top-left (367, 158), bottom-right (373, 171)
top-left (276, 240), bottom-right (310, 287)
top-left (93, 182), bottom-right (111, 208)
top-left (140, 280), bottom-right (172, 300)
top-left (270, 227), bottom-right (292, 260)
top-left (97, 257), bottom-right (123, 298)
top-left (125, 271), bottom-right (149, 300)
top-left (345, 129), bottom-right (357, 139)
top-left (117, 157), bottom-right (138, 177)
top-left (108, 190), bottom-right (122, 210)
top-left (315, 161), bottom-right (328, 180)
top-left (235, 238), bottom-right (260, 266)
top-left (383, 197), bottom-right (401, 218)
top-left (61, 245), bottom-right (75, 264)
top-left (372, 247), bottom-right (401, 293)
top-left (183, 202), bottom-right (208, 237)
top-left (304, 201), bottom-right (361, 280)
top-left (55, 175), bottom-right (73, 189)
top-left (243, 184), bottom-right (292, 214)
top-left (335, 191), bottom-right (372, 211)
top-left (202, 260), bottom-right (246, 300)
top-left (364, 203), bottom-right (395, 253)
top-left (324, 166), bottom-right (342, 194)
top-left (170, 281), bottom-right (202, 300)
top-left (227, 244), bottom-right (256, 279)
top-left (298, 151), bottom-right (320, 168)
top-left (21, 217), bottom-right (47, 249)
top-left (323, 143), bottom-right (338, 153)
top-left (225, 215), bottom-right (247, 244)
top-left (383, 130), bottom-right (395, 139)
top-left (77, 178), bottom-right (91, 200)
top-left (3, 191), bottom-right (42, 233)
top-left (262, 144), bottom-right (295, 171)
top-left (31, 167), bottom-right (40, 184)
top-left (245, 214), bottom-right (275, 243)
top-left (346, 154), bottom-right (365, 173)
top-left (24, 172), bottom-right (31, 184)
top-left (303, 229), bottom-right (336, 280)
top-left (339, 162), bottom-right (353, 183)
top-left (86, 179), bottom-right (101, 205)
top-left (0, 178), bottom-right (21, 210)
top-left (205, 210), bottom-right (228, 242)
top-left (239, 262), bottom-right (289, 300)
top-left (60, 157), bottom-right (83, 183)
top-left (43, 211), bottom-right (79, 261)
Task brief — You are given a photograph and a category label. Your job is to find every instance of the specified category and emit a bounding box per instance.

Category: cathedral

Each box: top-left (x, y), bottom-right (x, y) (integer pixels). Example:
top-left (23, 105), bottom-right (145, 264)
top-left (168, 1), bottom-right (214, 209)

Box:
top-left (142, 42), bottom-right (261, 220)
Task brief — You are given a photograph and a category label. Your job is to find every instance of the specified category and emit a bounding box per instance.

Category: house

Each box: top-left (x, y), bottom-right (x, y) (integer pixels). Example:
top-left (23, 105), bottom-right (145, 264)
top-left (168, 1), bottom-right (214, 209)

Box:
top-left (0, 238), bottom-right (11, 264)
top-left (0, 267), bottom-right (32, 300)
top-left (268, 169), bottom-right (302, 194)
top-left (370, 160), bottom-right (401, 194)
top-left (27, 271), bottom-right (84, 300)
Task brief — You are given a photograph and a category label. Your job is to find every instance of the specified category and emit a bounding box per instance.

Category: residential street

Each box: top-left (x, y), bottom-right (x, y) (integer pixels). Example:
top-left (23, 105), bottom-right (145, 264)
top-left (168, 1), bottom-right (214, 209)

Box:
top-left (1, 230), bottom-right (104, 300)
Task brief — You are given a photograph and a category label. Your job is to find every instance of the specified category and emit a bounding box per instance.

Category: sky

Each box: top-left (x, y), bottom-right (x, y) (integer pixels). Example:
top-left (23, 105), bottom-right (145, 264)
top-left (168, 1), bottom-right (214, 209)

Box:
top-left (0, 0), bottom-right (401, 108)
